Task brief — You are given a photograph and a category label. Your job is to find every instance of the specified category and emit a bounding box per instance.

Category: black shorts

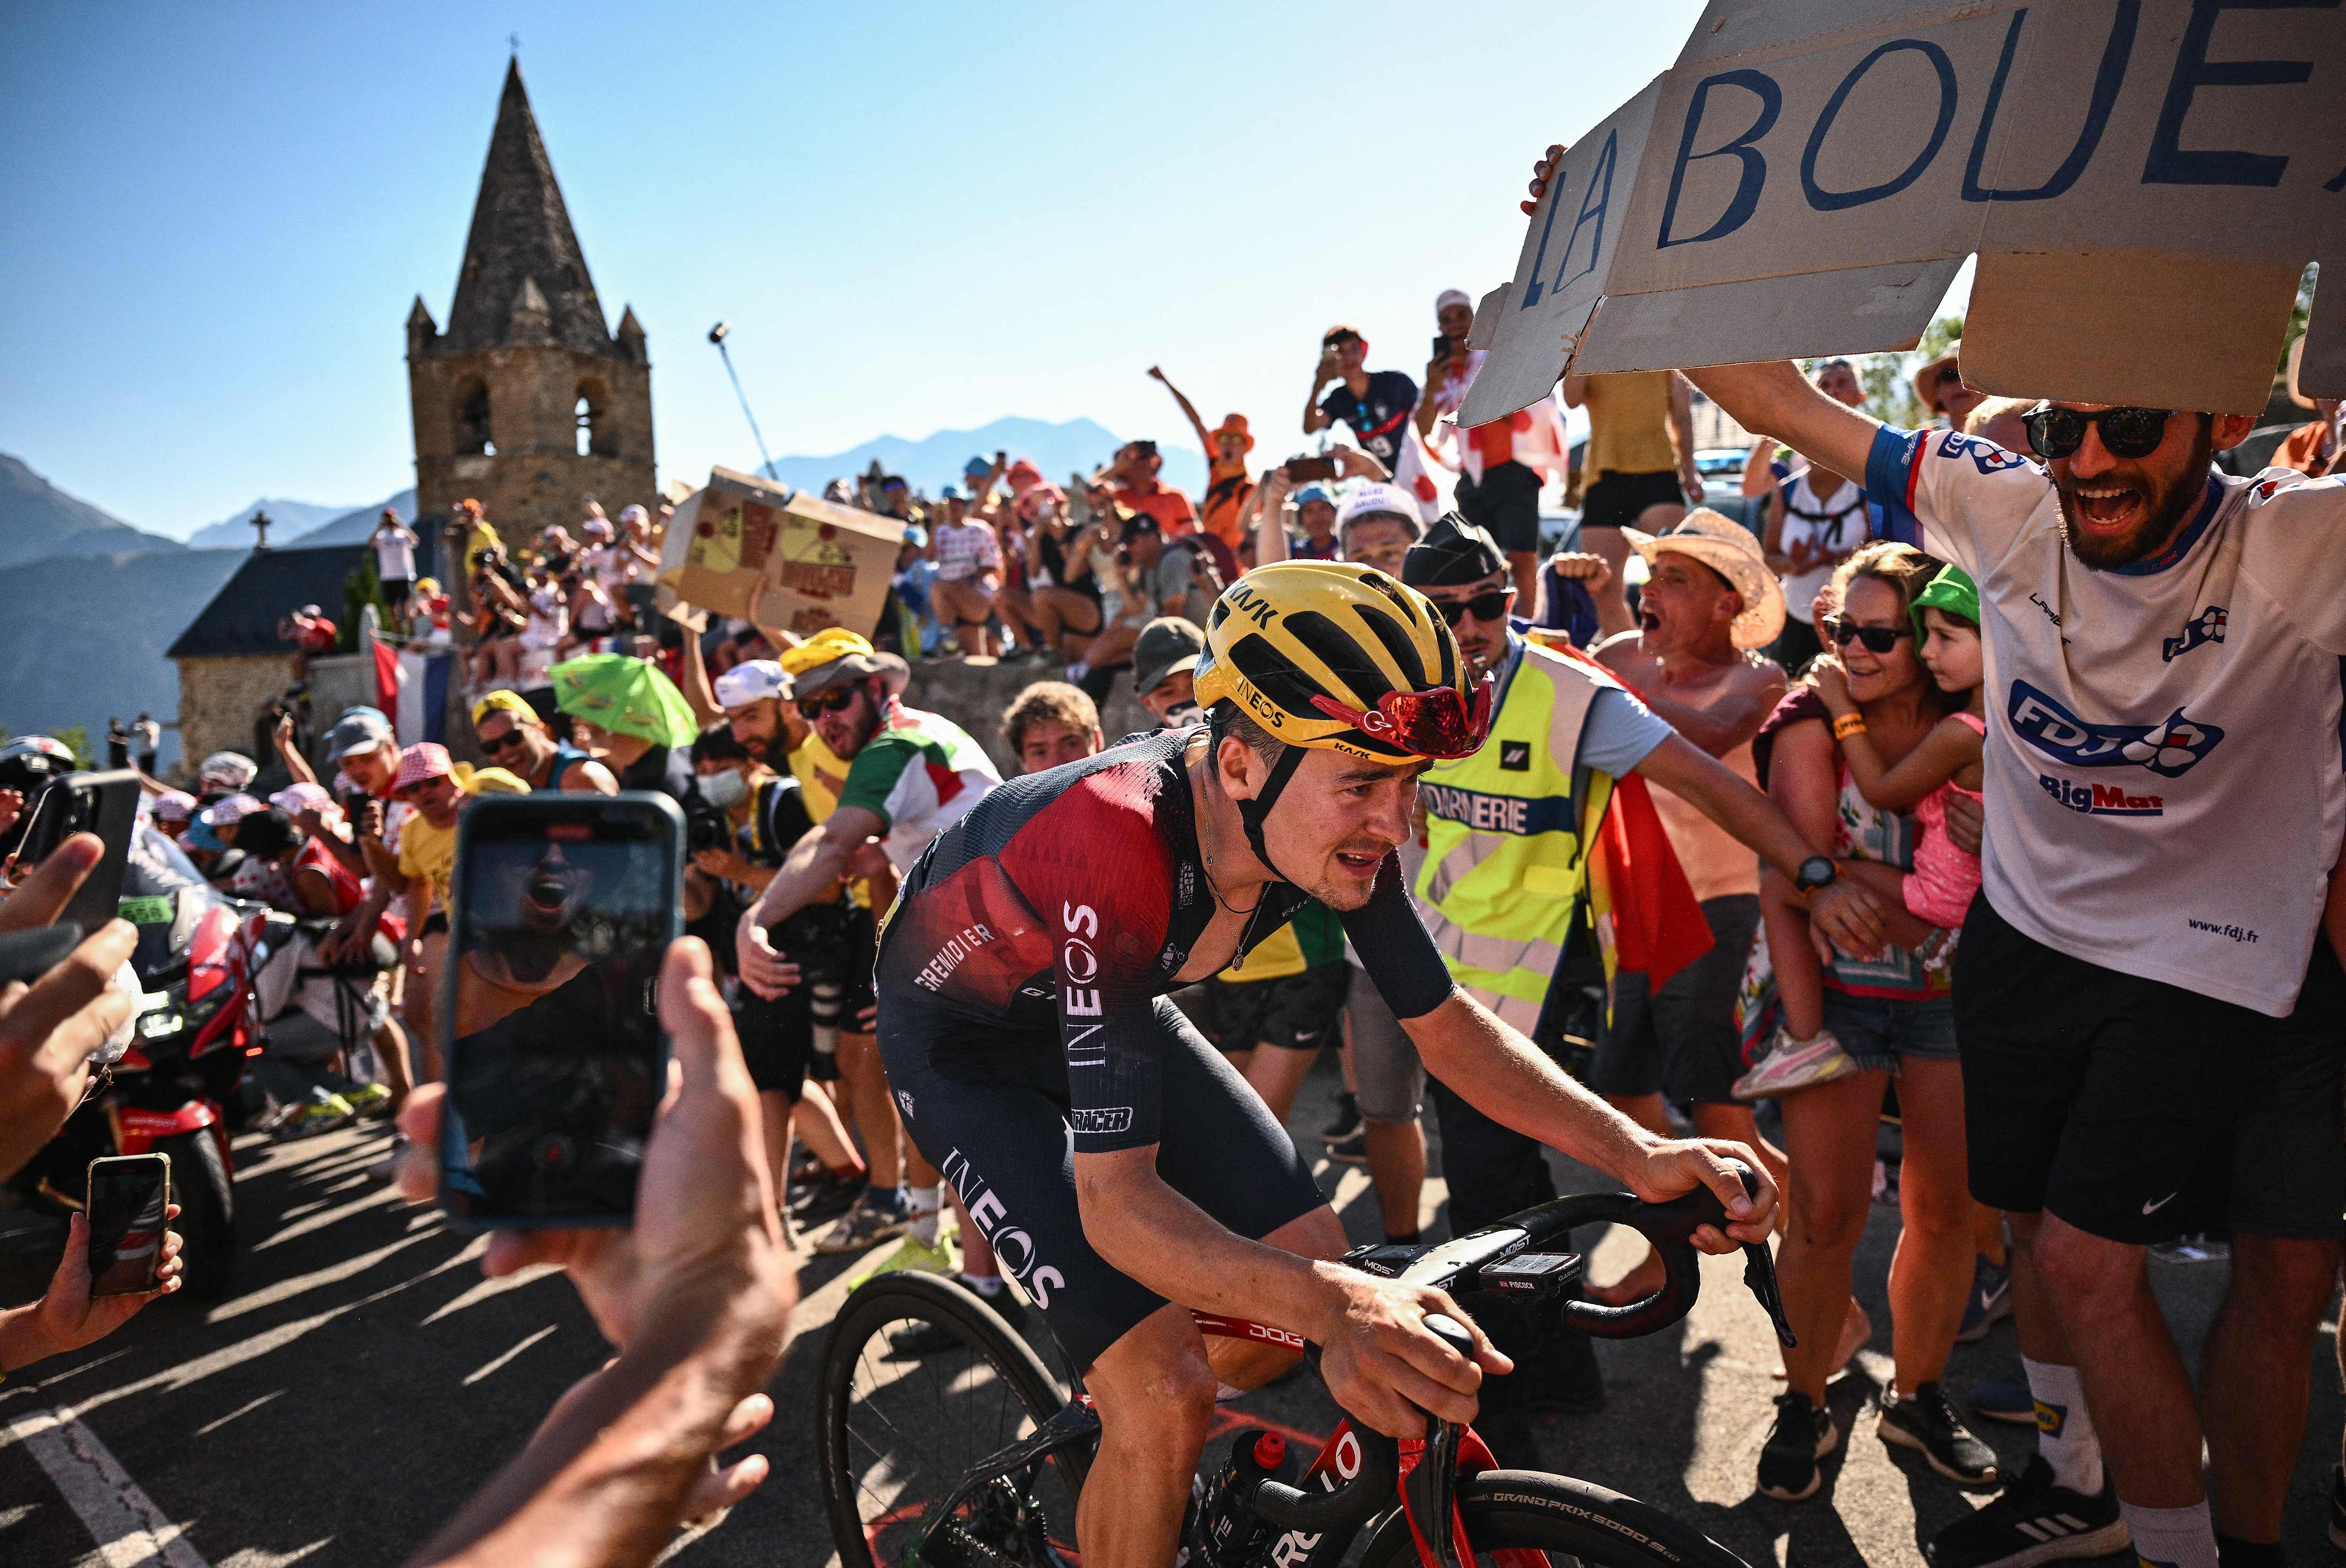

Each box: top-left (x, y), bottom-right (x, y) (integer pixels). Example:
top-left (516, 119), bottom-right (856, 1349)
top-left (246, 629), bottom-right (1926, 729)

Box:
top-left (1954, 893), bottom-right (2304, 1244)
top-left (882, 996), bottom-right (1326, 1373)
top-left (1455, 461), bottom-right (1543, 556)
top-left (382, 577), bottom-right (413, 609)
top-left (1587, 895), bottom-right (1755, 1106)
top-left (1579, 469), bottom-right (1685, 533)
top-left (734, 986), bottom-right (812, 1100)
top-left (2219, 935), bottom-right (2346, 1239)
top-left (1206, 963), bottom-right (1349, 1053)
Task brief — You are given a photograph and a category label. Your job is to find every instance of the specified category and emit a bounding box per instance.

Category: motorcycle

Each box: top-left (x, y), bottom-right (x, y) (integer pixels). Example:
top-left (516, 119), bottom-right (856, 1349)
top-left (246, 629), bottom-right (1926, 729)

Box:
top-left (1, 825), bottom-right (286, 1300)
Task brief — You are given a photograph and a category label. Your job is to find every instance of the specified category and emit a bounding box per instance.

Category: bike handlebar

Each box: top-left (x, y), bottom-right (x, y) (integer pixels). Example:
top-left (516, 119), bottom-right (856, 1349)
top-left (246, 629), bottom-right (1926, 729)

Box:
top-left (1249, 1162), bottom-right (1792, 1534)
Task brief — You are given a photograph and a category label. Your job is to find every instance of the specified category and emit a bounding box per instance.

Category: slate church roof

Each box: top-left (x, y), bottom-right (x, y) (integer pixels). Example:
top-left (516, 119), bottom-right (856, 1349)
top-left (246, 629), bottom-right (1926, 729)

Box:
top-left (167, 544), bottom-right (367, 660)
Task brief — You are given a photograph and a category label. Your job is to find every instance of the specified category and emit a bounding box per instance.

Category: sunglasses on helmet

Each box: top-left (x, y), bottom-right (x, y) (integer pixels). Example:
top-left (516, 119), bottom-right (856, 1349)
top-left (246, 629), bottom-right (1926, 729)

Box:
top-left (1829, 618), bottom-right (1913, 654)
top-left (1430, 587), bottom-right (1516, 628)
top-left (1308, 676), bottom-right (1496, 761)
top-left (2022, 405), bottom-right (2172, 462)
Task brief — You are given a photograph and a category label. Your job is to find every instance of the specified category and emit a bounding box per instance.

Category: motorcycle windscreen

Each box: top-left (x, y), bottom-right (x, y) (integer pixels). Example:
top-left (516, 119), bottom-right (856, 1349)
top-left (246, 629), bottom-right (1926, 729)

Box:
top-left (439, 794), bottom-right (681, 1227)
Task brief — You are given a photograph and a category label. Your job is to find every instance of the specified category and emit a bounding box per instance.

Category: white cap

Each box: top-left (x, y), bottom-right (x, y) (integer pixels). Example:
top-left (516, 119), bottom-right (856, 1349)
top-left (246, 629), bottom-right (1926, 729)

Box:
top-left (198, 793), bottom-right (262, 828)
top-left (1335, 482), bottom-right (1425, 537)
top-left (713, 659), bottom-right (792, 710)
top-left (152, 790), bottom-right (197, 822)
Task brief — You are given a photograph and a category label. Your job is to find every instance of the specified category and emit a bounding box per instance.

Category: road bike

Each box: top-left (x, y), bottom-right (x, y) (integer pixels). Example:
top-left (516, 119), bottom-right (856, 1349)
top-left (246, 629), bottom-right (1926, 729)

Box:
top-left (817, 1165), bottom-right (1795, 1568)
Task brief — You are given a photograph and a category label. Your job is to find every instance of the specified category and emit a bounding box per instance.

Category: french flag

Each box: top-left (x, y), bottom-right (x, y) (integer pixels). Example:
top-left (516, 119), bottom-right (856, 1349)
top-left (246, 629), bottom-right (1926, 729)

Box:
top-left (372, 637), bottom-right (452, 745)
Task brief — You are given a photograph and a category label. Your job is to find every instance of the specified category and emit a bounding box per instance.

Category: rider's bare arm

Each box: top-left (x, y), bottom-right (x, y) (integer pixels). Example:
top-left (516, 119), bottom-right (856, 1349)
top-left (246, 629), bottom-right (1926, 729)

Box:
top-left (1683, 362), bottom-right (1882, 501)
top-left (1074, 1146), bottom-right (1503, 1436)
top-left (1397, 990), bottom-right (1775, 1248)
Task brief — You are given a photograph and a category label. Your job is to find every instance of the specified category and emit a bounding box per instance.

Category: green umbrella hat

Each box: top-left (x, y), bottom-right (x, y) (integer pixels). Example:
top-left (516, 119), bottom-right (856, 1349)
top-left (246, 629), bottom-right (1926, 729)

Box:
top-left (549, 654), bottom-right (699, 747)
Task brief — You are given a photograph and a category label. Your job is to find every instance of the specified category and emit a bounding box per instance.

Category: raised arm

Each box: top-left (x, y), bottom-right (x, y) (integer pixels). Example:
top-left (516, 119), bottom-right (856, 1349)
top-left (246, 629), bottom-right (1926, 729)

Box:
top-left (1683, 362), bottom-right (1881, 497)
top-left (1253, 466), bottom-right (1295, 566)
top-left (1668, 373), bottom-right (1703, 502)
top-left (1149, 366), bottom-right (1214, 454)
top-left (677, 623), bottom-right (722, 729)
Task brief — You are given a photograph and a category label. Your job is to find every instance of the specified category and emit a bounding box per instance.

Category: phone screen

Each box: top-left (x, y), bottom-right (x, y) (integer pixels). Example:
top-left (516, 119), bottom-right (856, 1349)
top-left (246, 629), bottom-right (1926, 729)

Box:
top-left (87, 1154), bottom-right (170, 1297)
top-left (440, 794), bottom-right (681, 1226)
top-left (18, 771), bottom-right (141, 936)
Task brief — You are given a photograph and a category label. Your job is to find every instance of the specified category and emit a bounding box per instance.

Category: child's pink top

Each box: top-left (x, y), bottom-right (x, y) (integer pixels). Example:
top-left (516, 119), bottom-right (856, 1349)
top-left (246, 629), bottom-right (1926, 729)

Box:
top-left (1902, 712), bottom-right (1986, 929)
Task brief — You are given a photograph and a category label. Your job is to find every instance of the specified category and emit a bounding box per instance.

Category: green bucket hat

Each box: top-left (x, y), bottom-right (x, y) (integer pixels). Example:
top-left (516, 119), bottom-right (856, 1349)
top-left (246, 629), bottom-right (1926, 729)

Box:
top-left (549, 654), bottom-right (699, 747)
top-left (1911, 563), bottom-right (1979, 644)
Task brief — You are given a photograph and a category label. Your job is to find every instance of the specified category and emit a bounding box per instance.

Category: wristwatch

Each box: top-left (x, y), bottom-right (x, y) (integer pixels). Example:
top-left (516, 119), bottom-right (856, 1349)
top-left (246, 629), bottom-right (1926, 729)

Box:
top-left (1792, 856), bottom-right (1837, 892)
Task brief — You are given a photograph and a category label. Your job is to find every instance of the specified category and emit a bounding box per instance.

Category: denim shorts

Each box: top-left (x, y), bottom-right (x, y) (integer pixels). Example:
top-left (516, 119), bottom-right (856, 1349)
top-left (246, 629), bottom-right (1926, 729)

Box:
top-left (1820, 987), bottom-right (1958, 1073)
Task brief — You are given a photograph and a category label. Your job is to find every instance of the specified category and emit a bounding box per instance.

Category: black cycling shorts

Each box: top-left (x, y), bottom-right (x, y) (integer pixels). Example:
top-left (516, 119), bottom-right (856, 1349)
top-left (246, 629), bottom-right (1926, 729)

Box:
top-left (1954, 894), bottom-right (2292, 1244)
top-left (1455, 461), bottom-right (1543, 556)
top-left (1207, 963), bottom-right (1349, 1053)
top-left (881, 995), bottom-right (1326, 1373)
top-left (1578, 469), bottom-right (1685, 533)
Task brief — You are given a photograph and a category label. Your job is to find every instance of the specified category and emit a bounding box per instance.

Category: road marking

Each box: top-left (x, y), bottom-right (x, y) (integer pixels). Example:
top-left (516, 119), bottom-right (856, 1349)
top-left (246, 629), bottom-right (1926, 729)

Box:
top-left (194, 1391), bottom-right (283, 1437)
top-left (464, 1324), bottom-right (560, 1385)
top-left (5, 1405), bottom-right (211, 1568)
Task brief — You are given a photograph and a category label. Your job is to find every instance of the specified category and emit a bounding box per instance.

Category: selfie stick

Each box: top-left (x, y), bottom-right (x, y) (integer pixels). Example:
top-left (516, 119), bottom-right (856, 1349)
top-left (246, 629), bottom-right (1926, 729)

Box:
top-left (708, 322), bottom-right (779, 481)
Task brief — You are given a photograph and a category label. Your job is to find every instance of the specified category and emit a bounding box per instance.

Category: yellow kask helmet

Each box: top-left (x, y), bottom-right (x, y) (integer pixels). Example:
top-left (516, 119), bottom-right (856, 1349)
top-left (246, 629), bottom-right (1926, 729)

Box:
top-left (1191, 560), bottom-right (1493, 763)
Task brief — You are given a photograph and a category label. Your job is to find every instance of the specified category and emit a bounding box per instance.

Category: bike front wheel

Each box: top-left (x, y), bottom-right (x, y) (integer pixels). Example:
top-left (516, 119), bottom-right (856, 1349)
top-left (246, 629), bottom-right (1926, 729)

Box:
top-left (1358, 1470), bottom-right (1754, 1568)
top-left (818, 1271), bottom-right (1089, 1568)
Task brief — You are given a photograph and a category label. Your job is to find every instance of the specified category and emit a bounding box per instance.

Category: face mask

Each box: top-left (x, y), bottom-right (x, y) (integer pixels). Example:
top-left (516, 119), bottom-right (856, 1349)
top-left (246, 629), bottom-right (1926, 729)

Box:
top-left (1161, 701), bottom-right (1204, 730)
top-left (699, 767), bottom-right (748, 809)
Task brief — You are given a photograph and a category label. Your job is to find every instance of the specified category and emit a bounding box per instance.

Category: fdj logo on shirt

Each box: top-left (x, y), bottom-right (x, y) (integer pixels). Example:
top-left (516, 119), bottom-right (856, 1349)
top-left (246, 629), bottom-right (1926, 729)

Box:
top-left (2162, 606), bottom-right (2227, 663)
top-left (2008, 681), bottom-right (2224, 779)
top-left (1934, 430), bottom-right (2034, 475)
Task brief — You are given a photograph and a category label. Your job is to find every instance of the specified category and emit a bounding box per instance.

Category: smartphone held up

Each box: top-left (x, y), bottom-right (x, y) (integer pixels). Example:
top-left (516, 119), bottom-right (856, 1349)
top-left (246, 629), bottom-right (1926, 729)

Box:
top-left (439, 793), bottom-right (682, 1228)
top-left (86, 1152), bottom-right (171, 1297)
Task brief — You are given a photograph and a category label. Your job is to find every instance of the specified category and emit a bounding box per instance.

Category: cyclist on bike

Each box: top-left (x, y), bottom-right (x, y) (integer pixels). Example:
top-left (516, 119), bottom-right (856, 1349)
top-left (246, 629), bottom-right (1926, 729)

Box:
top-left (875, 559), bottom-right (1781, 1568)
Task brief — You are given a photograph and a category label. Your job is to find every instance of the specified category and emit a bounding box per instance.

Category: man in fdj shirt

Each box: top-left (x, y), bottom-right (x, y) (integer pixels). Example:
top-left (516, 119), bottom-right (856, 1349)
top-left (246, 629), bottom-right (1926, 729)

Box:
top-left (738, 640), bottom-right (1003, 1254)
top-left (1386, 515), bottom-right (1881, 1452)
top-left (1693, 359), bottom-right (2346, 1568)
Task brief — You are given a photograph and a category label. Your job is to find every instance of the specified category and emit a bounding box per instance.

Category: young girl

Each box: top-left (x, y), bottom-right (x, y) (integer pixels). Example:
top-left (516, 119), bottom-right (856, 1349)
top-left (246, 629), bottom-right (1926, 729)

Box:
top-left (1815, 563), bottom-right (1985, 950)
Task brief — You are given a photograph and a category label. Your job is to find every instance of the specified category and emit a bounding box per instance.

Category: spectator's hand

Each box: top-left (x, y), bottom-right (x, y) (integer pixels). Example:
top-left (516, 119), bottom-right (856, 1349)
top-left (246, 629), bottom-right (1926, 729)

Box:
top-left (692, 847), bottom-right (755, 885)
top-left (844, 840), bottom-right (894, 885)
top-left (274, 711), bottom-right (296, 750)
top-left (1331, 447), bottom-right (1388, 481)
top-left (1680, 463), bottom-right (1706, 506)
top-left (733, 915), bottom-right (802, 1000)
top-left (1810, 657), bottom-right (1853, 716)
top-left (1807, 876), bottom-right (1887, 964)
top-left (1257, 466), bottom-right (1294, 507)
top-left (13, 1205), bottom-right (185, 1364)
top-left (1942, 791), bottom-right (1984, 857)
top-left (1522, 142), bottom-right (1569, 213)
top-left (0, 836), bottom-right (138, 1181)
top-left (357, 799), bottom-right (385, 843)
top-left (1626, 1137), bottom-right (1778, 1248)
top-left (396, 939), bottom-right (792, 1521)
top-left (1546, 551), bottom-right (1612, 594)
top-left (0, 790), bottom-right (22, 841)
top-left (1315, 344), bottom-right (1342, 383)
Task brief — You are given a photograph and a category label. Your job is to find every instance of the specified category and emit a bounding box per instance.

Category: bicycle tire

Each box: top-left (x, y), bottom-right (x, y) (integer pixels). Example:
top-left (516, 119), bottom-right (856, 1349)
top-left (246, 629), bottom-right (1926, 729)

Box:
top-left (1357, 1469), bottom-right (1755, 1568)
top-left (818, 1271), bottom-right (1089, 1568)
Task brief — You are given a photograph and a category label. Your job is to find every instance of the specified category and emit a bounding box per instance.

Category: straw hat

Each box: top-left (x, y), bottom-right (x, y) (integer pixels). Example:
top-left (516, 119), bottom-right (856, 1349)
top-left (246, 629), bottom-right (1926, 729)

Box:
top-left (1621, 510), bottom-right (1786, 650)
top-left (1912, 350), bottom-right (1965, 417)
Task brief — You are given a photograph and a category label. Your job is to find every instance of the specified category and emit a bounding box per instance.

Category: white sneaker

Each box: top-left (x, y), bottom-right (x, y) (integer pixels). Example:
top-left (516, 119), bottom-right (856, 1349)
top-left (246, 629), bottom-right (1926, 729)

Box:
top-left (1733, 1028), bottom-right (1859, 1101)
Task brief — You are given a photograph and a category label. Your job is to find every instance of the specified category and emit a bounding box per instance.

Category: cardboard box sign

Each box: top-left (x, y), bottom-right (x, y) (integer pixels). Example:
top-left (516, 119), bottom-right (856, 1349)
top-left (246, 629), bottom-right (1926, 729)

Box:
top-left (655, 468), bottom-right (907, 643)
top-left (1462, 0), bottom-right (2346, 426)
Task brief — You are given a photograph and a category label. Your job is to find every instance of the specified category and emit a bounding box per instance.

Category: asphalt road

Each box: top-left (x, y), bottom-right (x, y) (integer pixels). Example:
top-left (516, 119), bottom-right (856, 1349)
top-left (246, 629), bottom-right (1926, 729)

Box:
top-left (1, 1058), bottom-right (2338, 1568)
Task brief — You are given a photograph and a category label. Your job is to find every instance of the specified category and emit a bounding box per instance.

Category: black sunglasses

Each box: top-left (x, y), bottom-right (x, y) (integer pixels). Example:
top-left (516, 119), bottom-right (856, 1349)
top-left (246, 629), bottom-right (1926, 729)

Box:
top-left (2022, 405), bottom-right (2172, 461)
top-left (480, 726), bottom-right (529, 753)
top-left (1432, 587), bottom-right (1515, 628)
top-left (797, 687), bottom-right (859, 717)
top-left (1830, 618), bottom-right (1914, 653)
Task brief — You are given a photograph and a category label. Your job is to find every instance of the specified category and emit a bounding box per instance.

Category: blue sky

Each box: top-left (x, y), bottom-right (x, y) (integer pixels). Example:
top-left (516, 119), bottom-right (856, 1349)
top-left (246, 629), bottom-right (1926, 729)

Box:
top-left (2, 1), bottom-right (1961, 537)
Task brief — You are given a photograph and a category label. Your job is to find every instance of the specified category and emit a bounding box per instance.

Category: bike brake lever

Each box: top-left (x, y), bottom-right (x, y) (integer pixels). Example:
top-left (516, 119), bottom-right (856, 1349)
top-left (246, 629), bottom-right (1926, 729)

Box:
top-left (1741, 1242), bottom-right (1797, 1348)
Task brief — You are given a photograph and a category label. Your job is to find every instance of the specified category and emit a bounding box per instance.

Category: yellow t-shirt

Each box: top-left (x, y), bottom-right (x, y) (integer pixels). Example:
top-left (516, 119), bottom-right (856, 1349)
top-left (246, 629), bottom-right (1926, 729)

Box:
top-left (398, 813), bottom-right (459, 914)
top-left (1581, 372), bottom-right (1680, 482)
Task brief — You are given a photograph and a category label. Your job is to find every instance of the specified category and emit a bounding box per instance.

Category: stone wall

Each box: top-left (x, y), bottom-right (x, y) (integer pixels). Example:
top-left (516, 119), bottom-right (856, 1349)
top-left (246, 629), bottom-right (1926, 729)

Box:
top-left (904, 657), bottom-right (1151, 778)
top-left (172, 654), bottom-right (294, 777)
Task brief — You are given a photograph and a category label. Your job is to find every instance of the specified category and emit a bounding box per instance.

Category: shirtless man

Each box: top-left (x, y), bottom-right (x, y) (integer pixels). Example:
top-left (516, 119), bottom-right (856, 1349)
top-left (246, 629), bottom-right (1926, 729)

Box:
top-left (1572, 511), bottom-right (1791, 1296)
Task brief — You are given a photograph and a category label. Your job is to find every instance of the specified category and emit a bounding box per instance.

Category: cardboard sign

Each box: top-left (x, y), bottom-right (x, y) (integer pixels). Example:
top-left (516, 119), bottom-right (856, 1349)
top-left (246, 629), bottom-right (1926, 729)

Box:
top-left (655, 468), bottom-right (905, 642)
top-left (1463, 0), bottom-right (2346, 424)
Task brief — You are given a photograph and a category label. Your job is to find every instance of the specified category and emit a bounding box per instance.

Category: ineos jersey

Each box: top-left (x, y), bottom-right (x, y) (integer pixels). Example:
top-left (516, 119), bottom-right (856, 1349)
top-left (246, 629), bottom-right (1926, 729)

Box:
top-left (876, 728), bottom-right (1456, 1152)
top-left (1870, 426), bottom-right (2346, 1016)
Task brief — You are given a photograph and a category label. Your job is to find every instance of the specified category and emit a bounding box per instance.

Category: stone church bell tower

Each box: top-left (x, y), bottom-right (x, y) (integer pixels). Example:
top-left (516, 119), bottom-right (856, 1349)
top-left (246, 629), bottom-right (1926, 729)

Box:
top-left (405, 60), bottom-right (654, 551)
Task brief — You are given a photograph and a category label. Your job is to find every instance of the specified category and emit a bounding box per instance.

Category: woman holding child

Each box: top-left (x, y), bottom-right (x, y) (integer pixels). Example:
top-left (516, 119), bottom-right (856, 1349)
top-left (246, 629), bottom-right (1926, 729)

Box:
top-left (1748, 541), bottom-right (1994, 1500)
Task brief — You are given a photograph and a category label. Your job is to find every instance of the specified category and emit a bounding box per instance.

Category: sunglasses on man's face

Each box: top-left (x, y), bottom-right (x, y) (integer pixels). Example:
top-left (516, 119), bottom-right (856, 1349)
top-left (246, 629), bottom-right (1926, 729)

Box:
top-left (479, 726), bottom-right (528, 753)
top-left (1432, 587), bottom-right (1515, 628)
top-left (2023, 405), bottom-right (2173, 462)
top-left (798, 688), bottom-right (859, 718)
top-left (1830, 619), bottom-right (1913, 653)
